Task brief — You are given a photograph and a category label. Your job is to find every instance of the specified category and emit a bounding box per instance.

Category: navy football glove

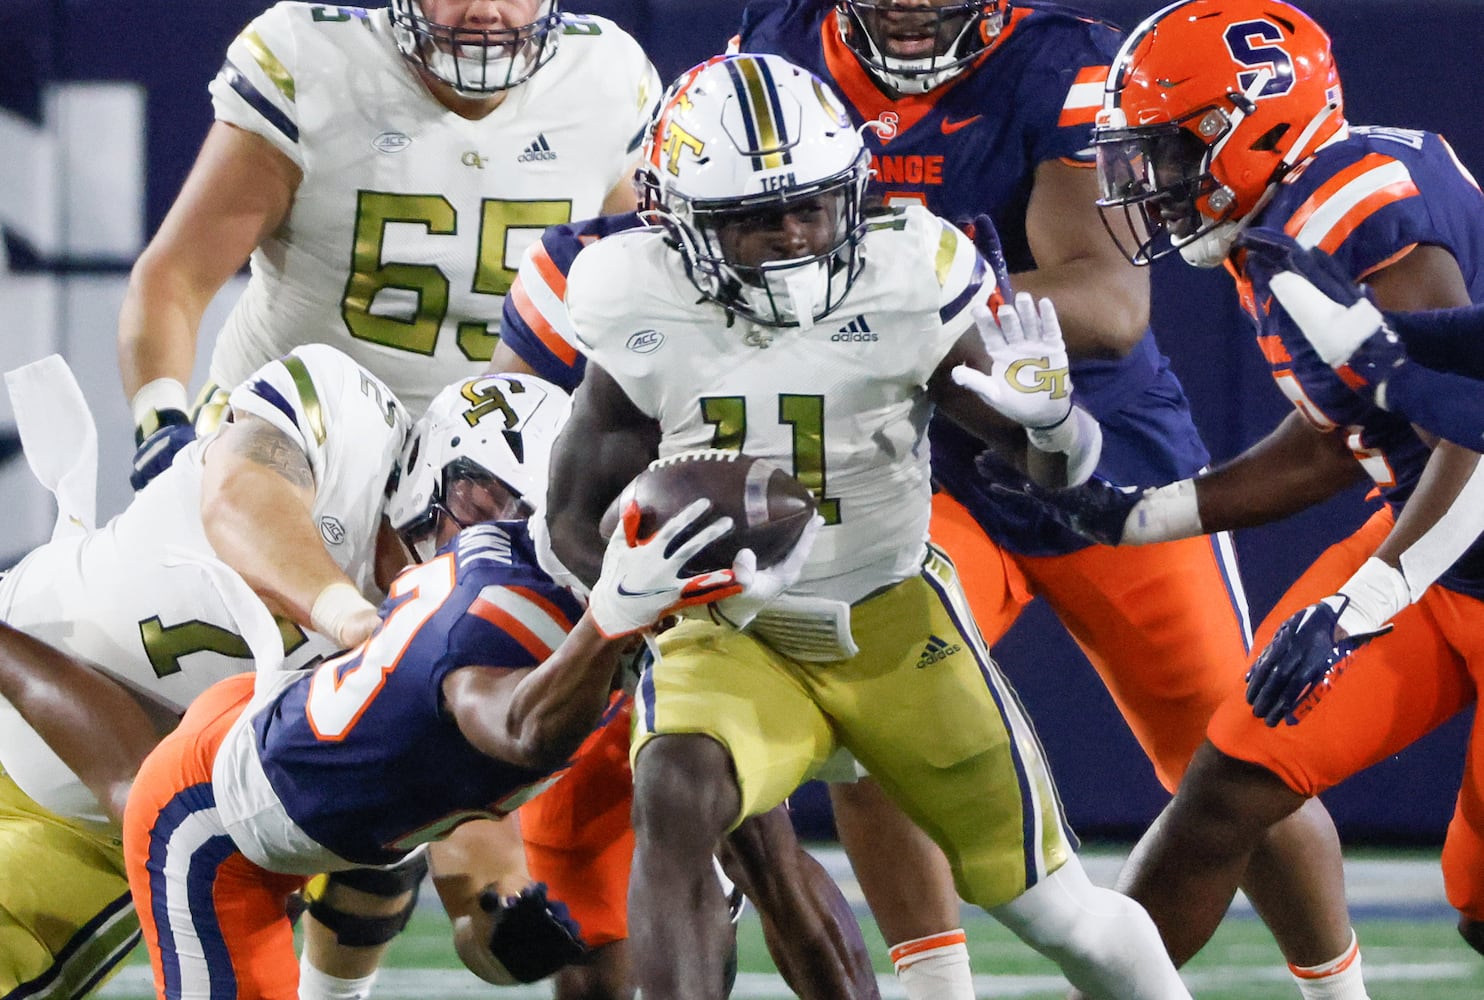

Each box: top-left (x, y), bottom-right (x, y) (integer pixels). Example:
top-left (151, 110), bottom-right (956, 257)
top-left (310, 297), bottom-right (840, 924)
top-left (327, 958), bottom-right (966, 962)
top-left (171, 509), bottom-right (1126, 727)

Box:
top-left (131, 409), bottom-right (196, 491)
top-left (1245, 596), bottom-right (1390, 727)
top-left (979, 449), bottom-right (1140, 546)
top-left (481, 882), bottom-right (587, 983)
top-left (1237, 228), bottom-right (1406, 390)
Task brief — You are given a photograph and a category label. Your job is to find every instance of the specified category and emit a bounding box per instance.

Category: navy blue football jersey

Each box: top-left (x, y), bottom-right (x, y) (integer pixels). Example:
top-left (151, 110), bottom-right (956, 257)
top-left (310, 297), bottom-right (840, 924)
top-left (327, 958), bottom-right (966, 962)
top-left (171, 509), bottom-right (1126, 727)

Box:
top-left (251, 521), bottom-right (588, 866)
top-left (1239, 126), bottom-right (1484, 597)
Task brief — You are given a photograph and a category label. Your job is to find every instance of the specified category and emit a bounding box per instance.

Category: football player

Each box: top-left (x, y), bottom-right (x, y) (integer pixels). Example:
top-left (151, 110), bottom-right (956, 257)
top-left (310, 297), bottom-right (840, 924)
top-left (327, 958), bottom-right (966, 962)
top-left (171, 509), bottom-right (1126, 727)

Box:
top-left (118, 0), bottom-right (660, 483)
top-left (0, 345), bottom-right (409, 999)
top-left (1011, 0), bottom-right (1484, 977)
top-left (118, 375), bottom-right (807, 1000)
top-left (719, 5), bottom-right (1374, 997)
top-left (541, 53), bottom-right (1193, 1000)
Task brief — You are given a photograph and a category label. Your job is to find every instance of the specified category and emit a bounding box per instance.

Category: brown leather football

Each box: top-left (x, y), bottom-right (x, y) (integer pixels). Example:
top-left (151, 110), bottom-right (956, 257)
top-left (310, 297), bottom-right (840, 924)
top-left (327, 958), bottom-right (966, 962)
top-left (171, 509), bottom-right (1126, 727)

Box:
top-left (599, 450), bottom-right (817, 574)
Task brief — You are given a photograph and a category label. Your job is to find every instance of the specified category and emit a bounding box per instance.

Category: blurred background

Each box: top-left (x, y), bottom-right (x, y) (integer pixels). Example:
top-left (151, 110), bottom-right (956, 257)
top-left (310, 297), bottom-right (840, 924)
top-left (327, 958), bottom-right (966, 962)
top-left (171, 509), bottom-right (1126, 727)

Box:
top-left (2, 0), bottom-right (1480, 845)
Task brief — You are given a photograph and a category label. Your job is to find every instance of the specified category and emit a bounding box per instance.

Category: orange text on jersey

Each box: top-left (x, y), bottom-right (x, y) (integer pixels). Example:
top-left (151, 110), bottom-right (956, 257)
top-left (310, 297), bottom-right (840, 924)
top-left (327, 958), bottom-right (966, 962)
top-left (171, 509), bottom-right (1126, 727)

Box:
top-left (871, 154), bottom-right (945, 186)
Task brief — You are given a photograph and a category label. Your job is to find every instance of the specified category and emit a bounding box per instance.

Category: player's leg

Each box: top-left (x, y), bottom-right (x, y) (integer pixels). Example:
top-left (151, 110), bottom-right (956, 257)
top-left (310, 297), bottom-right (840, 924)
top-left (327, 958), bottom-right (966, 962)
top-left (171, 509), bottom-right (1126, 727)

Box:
top-left (0, 772), bottom-right (140, 999)
top-left (298, 854), bottom-right (428, 1000)
top-left (1123, 578), bottom-right (1469, 978)
top-left (1425, 587), bottom-right (1484, 957)
top-left (519, 697), bottom-right (637, 999)
top-left (718, 803), bottom-right (881, 1000)
top-left (124, 673), bottom-right (306, 1000)
top-left (830, 552), bottom-right (1188, 999)
top-left (629, 621), bottom-right (836, 1000)
top-left (822, 492), bottom-right (1032, 1000)
top-left (826, 779), bottom-right (967, 1000)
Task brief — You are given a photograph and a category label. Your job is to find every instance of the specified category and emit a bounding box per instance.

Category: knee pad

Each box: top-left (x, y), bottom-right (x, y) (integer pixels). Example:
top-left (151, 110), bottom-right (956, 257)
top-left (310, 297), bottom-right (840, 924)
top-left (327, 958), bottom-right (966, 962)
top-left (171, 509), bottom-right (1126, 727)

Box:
top-left (305, 852), bottom-right (429, 948)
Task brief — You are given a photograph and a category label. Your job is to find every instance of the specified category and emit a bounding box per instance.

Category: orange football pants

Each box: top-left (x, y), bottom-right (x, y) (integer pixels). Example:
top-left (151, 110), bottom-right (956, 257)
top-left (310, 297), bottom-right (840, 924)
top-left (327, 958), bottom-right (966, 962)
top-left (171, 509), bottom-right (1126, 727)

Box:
top-left (929, 490), bottom-right (1252, 791)
top-left (123, 674), bottom-right (306, 1000)
top-left (1208, 507), bottom-right (1484, 920)
top-left (519, 696), bottom-right (635, 947)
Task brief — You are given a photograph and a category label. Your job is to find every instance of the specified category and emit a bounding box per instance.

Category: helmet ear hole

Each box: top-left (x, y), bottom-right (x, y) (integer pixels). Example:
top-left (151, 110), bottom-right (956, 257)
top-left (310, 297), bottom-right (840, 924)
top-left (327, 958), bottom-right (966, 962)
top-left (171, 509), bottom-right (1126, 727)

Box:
top-left (1250, 123), bottom-right (1290, 153)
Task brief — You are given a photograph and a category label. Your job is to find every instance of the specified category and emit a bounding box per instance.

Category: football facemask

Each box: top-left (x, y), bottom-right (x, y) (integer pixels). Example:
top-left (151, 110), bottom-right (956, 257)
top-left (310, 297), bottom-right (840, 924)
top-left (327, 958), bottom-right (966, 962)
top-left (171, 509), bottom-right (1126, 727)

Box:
top-left (390, 0), bottom-right (563, 96)
top-left (836, 0), bottom-right (1003, 95)
top-left (638, 54), bottom-right (871, 330)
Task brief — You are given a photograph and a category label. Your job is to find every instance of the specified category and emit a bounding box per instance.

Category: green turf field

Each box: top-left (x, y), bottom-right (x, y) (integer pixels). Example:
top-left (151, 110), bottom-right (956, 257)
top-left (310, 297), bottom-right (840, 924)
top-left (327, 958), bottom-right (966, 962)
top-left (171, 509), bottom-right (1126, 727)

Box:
top-left (101, 847), bottom-right (1484, 999)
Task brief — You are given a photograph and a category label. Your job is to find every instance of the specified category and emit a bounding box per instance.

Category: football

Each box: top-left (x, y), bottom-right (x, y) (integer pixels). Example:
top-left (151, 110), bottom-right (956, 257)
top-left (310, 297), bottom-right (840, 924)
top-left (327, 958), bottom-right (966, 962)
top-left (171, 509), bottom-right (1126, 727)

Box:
top-left (599, 450), bottom-right (818, 575)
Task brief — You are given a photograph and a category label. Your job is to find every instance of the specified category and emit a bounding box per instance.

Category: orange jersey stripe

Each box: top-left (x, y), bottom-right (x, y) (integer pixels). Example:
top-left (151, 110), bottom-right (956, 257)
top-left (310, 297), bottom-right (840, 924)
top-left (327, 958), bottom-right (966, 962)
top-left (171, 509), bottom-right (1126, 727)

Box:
top-left (1282, 153), bottom-right (1420, 253)
top-left (1257, 334), bottom-right (1291, 365)
top-left (509, 277), bottom-right (579, 367)
top-left (1057, 65), bottom-right (1108, 127)
top-left (470, 596), bottom-right (555, 662)
top-left (530, 242), bottom-right (568, 302)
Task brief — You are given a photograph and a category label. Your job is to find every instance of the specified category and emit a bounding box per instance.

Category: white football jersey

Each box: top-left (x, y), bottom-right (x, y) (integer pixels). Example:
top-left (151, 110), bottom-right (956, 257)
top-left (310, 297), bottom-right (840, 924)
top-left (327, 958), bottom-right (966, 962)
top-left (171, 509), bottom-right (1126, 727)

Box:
top-left (0, 345), bottom-right (409, 824)
top-left (567, 206), bottom-right (989, 603)
top-left (206, 2), bottom-right (660, 414)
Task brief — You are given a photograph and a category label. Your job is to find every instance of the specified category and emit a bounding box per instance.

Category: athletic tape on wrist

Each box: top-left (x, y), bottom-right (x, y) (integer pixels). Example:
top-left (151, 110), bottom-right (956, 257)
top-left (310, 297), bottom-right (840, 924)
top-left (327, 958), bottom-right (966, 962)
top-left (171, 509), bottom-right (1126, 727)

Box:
top-left (1123, 478), bottom-right (1202, 545)
top-left (310, 582), bottom-right (376, 645)
top-left (130, 377), bottom-right (190, 428)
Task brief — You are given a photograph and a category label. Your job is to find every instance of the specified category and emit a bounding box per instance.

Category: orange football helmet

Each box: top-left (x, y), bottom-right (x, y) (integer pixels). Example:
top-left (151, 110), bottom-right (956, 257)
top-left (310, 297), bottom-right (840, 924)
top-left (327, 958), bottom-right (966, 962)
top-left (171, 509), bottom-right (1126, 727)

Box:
top-left (1092, 0), bottom-right (1346, 266)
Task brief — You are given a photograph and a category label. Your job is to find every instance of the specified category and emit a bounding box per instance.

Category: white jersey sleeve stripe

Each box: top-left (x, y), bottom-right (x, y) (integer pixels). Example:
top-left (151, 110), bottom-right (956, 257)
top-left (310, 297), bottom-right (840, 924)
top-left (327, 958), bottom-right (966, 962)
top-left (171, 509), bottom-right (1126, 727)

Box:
top-left (1292, 159), bottom-right (1415, 250)
top-left (470, 584), bottom-right (576, 660)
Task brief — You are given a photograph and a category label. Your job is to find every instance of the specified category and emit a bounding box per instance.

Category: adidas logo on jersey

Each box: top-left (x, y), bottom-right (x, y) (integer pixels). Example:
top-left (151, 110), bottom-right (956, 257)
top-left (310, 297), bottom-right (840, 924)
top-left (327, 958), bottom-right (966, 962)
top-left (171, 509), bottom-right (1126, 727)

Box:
top-left (831, 316), bottom-right (876, 342)
top-left (518, 134), bottom-right (558, 163)
top-left (915, 634), bottom-right (962, 669)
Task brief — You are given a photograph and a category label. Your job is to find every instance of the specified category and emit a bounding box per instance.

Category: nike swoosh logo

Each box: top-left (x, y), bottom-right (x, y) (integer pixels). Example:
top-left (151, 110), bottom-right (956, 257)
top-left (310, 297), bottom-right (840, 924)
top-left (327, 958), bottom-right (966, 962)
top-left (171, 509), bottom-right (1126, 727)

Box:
top-left (940, 115), bottom-right (981, 135)
top-left (615, 581), bottom-right (671, 599)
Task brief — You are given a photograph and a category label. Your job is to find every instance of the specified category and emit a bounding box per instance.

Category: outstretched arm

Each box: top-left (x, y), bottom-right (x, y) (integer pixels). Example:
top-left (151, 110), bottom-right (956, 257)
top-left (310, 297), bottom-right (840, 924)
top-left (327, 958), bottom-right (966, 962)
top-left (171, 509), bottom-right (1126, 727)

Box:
top-left (0, 622), bottom-right (178, 822)
top-left (201, 414), bottom-right (380, 648)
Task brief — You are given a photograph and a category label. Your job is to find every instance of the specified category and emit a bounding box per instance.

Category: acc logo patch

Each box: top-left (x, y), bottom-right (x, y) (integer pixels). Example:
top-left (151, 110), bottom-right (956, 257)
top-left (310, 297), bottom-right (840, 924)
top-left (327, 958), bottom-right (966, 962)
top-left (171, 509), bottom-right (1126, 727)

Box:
top-left (319, 516), bottom-right (347, 545)
top-left (626, 329), bottom-right (665, 354)
top-left (372, 131), bottom-right (412, 154)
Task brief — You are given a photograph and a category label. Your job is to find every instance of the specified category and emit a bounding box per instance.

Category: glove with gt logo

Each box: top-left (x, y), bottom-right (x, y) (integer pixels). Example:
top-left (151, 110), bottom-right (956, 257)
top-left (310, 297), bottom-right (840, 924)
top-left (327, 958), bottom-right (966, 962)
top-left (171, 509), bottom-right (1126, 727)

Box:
top-left (1238, 228), bottom-right (1405, 394)
top-left (952, 291), bottom-right (1073, 429)
top-left (587, 496), bottom-right (743, 639)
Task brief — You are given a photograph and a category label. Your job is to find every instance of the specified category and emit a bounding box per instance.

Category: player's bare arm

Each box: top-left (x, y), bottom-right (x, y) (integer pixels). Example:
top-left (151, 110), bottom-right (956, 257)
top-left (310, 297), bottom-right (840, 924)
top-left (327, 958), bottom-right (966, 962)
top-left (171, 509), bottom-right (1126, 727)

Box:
top-left (441, 617), bottom-right (628, 770)
top-left (1188, 411), bottom-right (1365, 532)
top-left (117, 122), bottom-right (299, 401)
top-left (0, 622), bottom-right (171, 824)
top-left (547, 362), bottom-right (660, 587)
top-left (200, 413), bottom-right (363, 631)
top-left (1016, 159), bottom-right (1149, 358)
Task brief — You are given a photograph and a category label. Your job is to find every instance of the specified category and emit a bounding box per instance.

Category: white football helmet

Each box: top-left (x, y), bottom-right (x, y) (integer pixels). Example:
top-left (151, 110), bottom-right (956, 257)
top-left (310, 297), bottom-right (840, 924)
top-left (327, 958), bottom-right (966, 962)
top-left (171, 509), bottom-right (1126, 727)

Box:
top-left (637, 54), bottom-right (871, 329)
top-left (390, 0), bottom-right (563, 96)
top-left (387, 373), bottom-right (572, 561)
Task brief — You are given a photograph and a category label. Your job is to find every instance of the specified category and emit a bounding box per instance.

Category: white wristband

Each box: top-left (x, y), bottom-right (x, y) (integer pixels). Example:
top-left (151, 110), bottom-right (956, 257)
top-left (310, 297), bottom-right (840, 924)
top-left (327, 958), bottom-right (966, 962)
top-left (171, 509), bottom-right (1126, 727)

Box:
top-left (1335, 556), bottom-right (1411, 637)
top-left (1026, 405), bottom-right (1103, 486)
top-left (310, 582), bottom-right (376, 644)
top-left (1123, 478), bottom-right (1203, 545)
top-left (130, 377), bottom-right (190, 426)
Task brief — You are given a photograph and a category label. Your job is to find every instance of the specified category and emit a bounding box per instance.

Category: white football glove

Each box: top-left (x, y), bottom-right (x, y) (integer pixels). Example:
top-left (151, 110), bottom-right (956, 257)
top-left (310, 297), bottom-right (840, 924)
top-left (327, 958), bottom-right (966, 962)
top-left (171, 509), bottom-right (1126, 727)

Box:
top-left (1267, 270), bottom-right (1389, 369)
top-left (587, 497), bottom-right (742, 639)
top-left (711, 513), bottom-right (824, 630)
top-left (952, 292), bottom-right (1073, 431)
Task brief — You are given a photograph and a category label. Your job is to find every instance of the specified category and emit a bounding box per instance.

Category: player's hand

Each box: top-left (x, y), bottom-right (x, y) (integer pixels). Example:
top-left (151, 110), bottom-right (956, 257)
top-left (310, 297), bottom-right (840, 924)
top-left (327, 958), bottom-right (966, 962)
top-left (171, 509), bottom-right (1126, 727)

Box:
top-left (1238, 228), bottom-right (1405, 385)
top-left (952, 292), bottom-right (1073, 431)
top-left (587, 496), bottom-right (742, 638)
top-left (982, 460), bottom-right (1142, 546)
top-left (712, 513), bottom-right (824, 630)
top-left (480, 882), bottom-right (587, 983)
top-left (130, 408), bottom-right (196, 490)
top-left (1245, 595), bottom-right (1391, 727)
